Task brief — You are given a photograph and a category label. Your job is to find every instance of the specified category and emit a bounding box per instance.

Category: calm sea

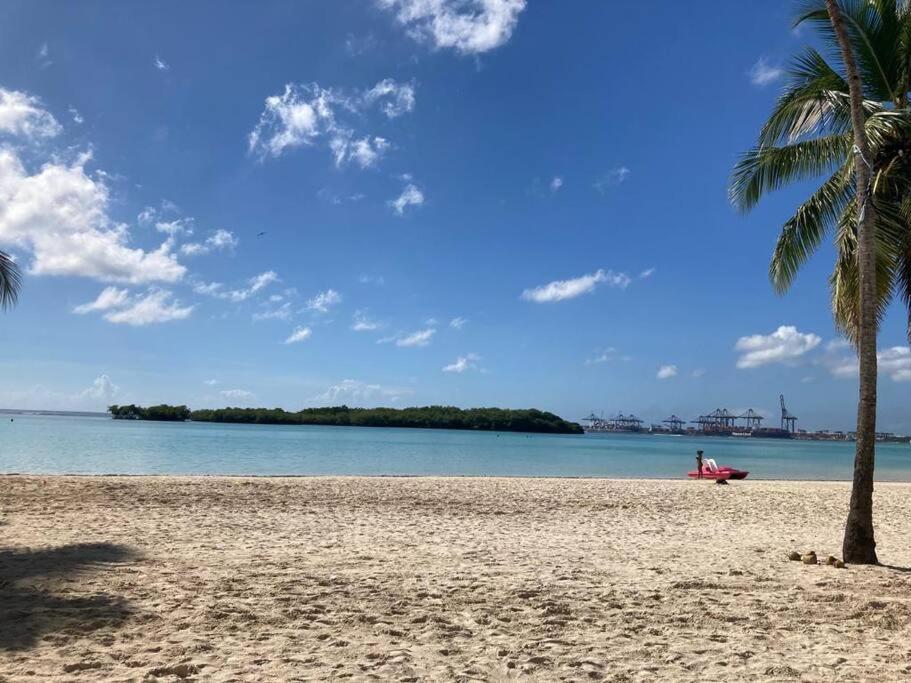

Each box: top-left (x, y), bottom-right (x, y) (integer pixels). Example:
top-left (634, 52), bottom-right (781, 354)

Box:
top-left (1, 413), bottom-right (910, 480)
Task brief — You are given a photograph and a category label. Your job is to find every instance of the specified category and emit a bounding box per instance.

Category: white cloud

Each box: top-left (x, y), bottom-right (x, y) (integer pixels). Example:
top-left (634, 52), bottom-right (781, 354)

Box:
top-left (734, 325), bottom-right (821, 369)
top-left (0, 149), bottom-right (186, 284)
top-left (305, 288), bottom-right (342, 313)
top-left (154, 55), bottom-right (169, 71)
top-left (331, 133), bottom-right (391, 168)
top-left (352, 310), bottom-right (380, 331)
top-left (443, 352), bottom-right (480, 373)
top-left (73, 286), bottom-right (131, 314)
top-left (827, 345), bottom-right (911, 383)
top-left (749, 57), bottom-right (783, 86)
top-left (220, 388), bottom-right (254, 402)
top-left (522, 268), bottom-right (630, 303)
top-left (69, 106), bottom-right (84, 125)
top-left (878, 347), bottom-right (911, 382)
top-left (0, 88), bottom-right (61, 138)
top-left (449, 316), bottom-right (467, 330)
top-left (313, 378), bottom-right (411, 405)
top-left (378, 0), bottom-right (527, 54)
top-left (549, 176), bottom-right (563, 192)
top-left (102, 289), bottom-right (193, 326)
top-left (363, 79), bottom-right (416, 118)
top-left (657, 364), bottom-right (678, 380)
top-left (155, 218), bottom-right (192, 236)
top-left (691, 368), bottom-right (706, 378)
top-left (180, 229), bottom-right (239, 256)
top-left (639, 267), bottom-right (656, 279)
top-left (196, 270), bottom-right (278, 303)
top-left (80, 374), bottom-right (119, 402)
top-left (396, 328), bottom-right (435, 347)
top-left (594, 166), bottom-right (630, 192)
top-left (285, 326), bottom-right (313, 344)
top-left (248, 80), bottom-right (415, 166)
top-left (204, 379), bottom-right (218, 386)
top-left (389, 182), bottom-right (424, 215)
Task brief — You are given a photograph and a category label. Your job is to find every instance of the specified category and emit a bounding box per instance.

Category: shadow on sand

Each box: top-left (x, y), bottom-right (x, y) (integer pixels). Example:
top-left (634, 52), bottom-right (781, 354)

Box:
top-left (0, 542), bottom-right (139, 650)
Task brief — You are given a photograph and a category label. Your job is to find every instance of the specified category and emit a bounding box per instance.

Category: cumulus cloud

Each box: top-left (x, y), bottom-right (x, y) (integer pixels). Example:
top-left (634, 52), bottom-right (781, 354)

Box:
top-left (69, 106), bottom-right (84, 125)
top-left (449, 316), bottom-right (467, 330)
top-left (0, 149), bottom-right (185, 284)
top-left (443, 353), bottom-right (480, 373)
top-left (248, 80), bottom-right (415, 166)
top-left (656, 364), bottom-right (678, 380)
top-left (285, 326), bottom-right (313, 344)
top-left (389, 182), bottom-right (424, 215)
top-left (154, 55), bottom-right (169, 71)
top-left (749, 57), bottom-right (783, 86)
top-left (825, 344), bottom-right (911, 382)
top-left (101, 289), bottom-right (194, 326)
top-left (313, 378), bottom-right (412, 405)
top-left (180, 229), bottom-right (238, 256)
top-left (378, 0), bottom-right (527, 54)
top-left (305, 288), bottom-right (342, 313)
top-left (73, 286), bottom-right (131, 314)
top-left (878, 347), bottom-right (911, 382)
top-left (521, 268), bottom-right (631, 303)
top-left (80, 374), bottom-right (119, 402)
top-left (639, 267), bottom-right (656, 279)
top-left (0, 87), bottom-right (61, 138)
top-left (734, 325), bottom-right (821, 369)
top-left (549, 176), bottom-right (563, 192)
top-left (396, 328), bottom-right (435, 347)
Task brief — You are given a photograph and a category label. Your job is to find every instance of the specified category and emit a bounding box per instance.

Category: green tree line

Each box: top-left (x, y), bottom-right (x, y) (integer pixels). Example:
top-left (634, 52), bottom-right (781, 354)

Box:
top-left (108, 404), bottom-right (583, 434)
top-left (108, 404), bottom-right (192, 421)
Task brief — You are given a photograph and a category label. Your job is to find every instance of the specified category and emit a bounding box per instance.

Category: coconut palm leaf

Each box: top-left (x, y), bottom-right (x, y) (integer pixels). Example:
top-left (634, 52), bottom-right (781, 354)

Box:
top-left (0, 250), bottom-right (21, 310)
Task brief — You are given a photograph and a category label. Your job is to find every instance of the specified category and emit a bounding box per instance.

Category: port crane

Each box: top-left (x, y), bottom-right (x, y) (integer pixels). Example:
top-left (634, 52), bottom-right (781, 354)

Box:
top-left (780, 394), bottom-right (797, 432)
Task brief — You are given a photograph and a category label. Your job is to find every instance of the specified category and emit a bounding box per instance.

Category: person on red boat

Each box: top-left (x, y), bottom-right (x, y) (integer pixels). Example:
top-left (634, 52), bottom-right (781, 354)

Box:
top-left (695, 450), bottom-right (704, 479)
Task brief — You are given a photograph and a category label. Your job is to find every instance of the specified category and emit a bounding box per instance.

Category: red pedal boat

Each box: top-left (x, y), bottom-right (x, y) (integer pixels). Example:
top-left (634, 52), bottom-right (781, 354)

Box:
top-left (687, 459), bottom-right (749, 480)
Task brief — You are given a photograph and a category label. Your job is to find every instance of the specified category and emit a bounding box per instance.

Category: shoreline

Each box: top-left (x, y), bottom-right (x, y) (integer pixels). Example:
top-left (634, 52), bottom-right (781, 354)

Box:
top-left (4, 471), bottom-right (911, 484)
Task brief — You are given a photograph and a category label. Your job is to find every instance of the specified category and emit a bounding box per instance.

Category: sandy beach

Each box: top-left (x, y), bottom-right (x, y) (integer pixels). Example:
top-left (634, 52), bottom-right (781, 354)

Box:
top-left (1, 476), bottom-right (910, 681)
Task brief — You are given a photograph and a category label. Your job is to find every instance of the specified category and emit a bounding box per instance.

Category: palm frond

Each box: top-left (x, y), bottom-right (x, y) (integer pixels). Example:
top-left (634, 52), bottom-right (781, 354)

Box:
top-left (830, 198), bottom-right (899, 342)
top-left (0, 250), bottom-right (21, 310)
top-left (759, 48), bottom-right (849, 145)
top-left (796, 0), bottom-right (899, 102)
top-left (730, 134), bottom-right (851, 211)
top-left (769, 164), bottom-right (854, 293)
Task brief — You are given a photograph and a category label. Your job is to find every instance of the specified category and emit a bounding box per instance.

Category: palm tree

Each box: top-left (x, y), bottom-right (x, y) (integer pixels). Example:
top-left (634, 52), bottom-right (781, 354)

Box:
top-left (0, 250), bottom-right (20, 310)
top-left (730, 0), bottom-right (911, 564)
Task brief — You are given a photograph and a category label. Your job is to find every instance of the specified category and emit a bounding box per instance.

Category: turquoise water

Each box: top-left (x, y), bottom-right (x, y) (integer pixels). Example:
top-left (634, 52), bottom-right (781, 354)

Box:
top-left (2, 414), bottom-right (910, 479)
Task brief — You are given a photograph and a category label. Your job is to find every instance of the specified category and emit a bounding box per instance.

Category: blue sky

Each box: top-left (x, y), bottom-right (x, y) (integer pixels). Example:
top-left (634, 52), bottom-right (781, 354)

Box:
top-left (0, 0), bottom-right (908, 432)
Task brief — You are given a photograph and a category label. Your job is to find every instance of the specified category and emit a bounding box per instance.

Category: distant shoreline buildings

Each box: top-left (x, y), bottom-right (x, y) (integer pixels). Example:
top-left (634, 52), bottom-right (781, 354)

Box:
top-left (584, 395), bottom-right (910, 443)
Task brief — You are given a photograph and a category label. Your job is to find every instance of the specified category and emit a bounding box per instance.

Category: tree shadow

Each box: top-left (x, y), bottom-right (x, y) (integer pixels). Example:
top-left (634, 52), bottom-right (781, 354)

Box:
top-left (880, 563), bottom-right (911, 574)
top-left (0, 542), bottom-right (139, 650)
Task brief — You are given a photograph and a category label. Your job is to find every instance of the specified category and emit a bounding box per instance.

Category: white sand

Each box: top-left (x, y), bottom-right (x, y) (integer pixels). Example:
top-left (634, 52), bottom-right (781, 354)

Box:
top-left (1, 476), bottom-right (910, 681)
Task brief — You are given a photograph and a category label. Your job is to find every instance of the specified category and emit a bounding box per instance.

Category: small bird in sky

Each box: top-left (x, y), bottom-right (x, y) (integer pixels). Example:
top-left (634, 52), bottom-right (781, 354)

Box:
top-left (257, 231), bottom-right (266, 237)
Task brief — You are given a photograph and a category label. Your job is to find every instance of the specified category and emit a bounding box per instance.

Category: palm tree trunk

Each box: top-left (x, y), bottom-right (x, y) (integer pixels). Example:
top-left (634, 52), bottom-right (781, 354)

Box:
top-left (824, 0), bottom-right (878, 564)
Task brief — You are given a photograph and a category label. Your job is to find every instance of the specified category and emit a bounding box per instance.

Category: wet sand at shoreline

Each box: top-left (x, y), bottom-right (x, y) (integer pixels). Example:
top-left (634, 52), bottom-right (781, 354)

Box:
top-left (1, 476), bottom-right (910, 681)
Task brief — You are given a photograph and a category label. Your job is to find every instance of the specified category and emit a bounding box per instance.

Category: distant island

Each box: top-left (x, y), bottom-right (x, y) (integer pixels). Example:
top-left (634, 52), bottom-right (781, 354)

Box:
top-left (107, 404), bottom-right (585, 435)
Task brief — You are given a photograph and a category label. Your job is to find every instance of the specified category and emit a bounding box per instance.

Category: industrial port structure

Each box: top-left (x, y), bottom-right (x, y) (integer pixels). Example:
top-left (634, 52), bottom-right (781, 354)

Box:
top-left (585, 395), bottom-right (798, 438)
